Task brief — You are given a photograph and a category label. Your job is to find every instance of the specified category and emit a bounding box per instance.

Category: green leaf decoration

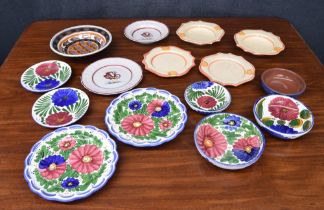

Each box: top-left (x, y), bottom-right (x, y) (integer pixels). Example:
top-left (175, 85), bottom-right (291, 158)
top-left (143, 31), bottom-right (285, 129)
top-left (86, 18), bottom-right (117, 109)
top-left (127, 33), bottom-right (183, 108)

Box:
top-left (220, 151), bottom-right (239, 164)
top-left (33, 95), bottom-right (53, 117)
top-left (22, 68), bottom-right (40, 87)
top-left (289, 119), bottom-right (303, 128)
top-left (277, 120), bottom-right (286, 125)
top-left (222, 131), bottom-right (241, 145)
top-left (186, 89), bottom-right (204, 101)
top-left (256, 98), bottom-right (265, 119)
top-left (46, 133), bottom-right (69, 151)
top-left (104, 150), bottom-right (111, 159)
top-left (201, 114), bottom-right (228, 127)
top-left (303, 120), bottom-right (311, 131)
top-left (262, 118), bottom-right (274, 127)
top-left (206, 86), bottom-right (225, 102)
top-left (300, 109), bottom-right (311, 119)
top-left (34, 145), bottom-right (51, 162)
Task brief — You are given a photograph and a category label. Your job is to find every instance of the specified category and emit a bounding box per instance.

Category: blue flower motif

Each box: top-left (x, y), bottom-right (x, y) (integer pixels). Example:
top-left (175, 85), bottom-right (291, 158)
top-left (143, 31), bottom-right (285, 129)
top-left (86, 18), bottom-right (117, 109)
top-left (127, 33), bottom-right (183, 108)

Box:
top-left (35, 79), bottom-right (60, 90)
top-left (39, 155), bottom-right (65, 169)
top-left (223, 115), bottom-right (241, 131)
top-left (51, 88), bottom-right (78, 107)
top-left (61, 177), bottom-right (79, 189)
top-left (191, 81), bottom-right (213, 90)
top-left (152, 102), bottom-right (170, 118)
top-left (128, 100), bottom-right (142, 111)
top-left (270, 124), bottom-right (298, 134)
top-left (233, 147), bottom-right (260, 162)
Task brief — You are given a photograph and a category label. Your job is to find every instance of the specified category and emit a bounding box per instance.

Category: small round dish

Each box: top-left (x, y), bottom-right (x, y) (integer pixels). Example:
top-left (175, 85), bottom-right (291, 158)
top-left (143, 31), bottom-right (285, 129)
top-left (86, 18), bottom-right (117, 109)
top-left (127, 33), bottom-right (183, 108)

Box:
top-left (124, 20), bottom-right (169, 44)
top-left (81, 57), bottom-right (143, 95)
top-left (24, 124), bottom-right (118, 202)
top-left (234, 29), bottom-right (285, 55)
top-left (21, 60), bottom-right (72, 93)
top-left (50, 25), bottom-right (112, 57)
top-left (176, 20), bottom-right (225, 45)
top-left (199, 53), bottom-right (255, 86)
top-left (105, 88), bottom-right (187, 147)
top-left (32, 87), bottom-right (90, 128)
top-left (142, 46), bottom-right (195, 77)
top-left (261, 68), bottom-right (306, 97)
top-left (184, 81), bottom-right (231, 114)
top-left (253, 95), bottom-right (314, 139)
top-left (194, 113), bottom-right (265, 170)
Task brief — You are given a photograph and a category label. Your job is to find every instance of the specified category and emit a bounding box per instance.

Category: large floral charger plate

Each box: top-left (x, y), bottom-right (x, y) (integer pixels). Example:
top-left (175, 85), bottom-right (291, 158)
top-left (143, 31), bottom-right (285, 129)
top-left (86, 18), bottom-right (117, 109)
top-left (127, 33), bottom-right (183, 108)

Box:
top-left (105, 88), bottom-right (187, 147)
top-left (24, 125), bottom-right (118, 202)
top-left (21, 60), bottom-right (72, 93)
top-left (194, 113), bottom-right (265, 170)
top-left (32, 87), bottom-right (89, 128)
top-left (253, 95), bottom-right (314, 139)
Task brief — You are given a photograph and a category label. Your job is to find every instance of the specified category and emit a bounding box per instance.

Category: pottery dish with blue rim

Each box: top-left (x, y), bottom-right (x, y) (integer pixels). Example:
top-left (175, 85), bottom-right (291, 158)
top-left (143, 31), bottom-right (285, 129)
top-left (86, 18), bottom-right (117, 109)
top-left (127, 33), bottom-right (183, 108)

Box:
top-left (50, 25), bottom-right (112, 57)
top-left (253, 94), bottom-right (314, 139)
top-left (105, 88), bottom-right (187, 147)
top-left (24, 124), bottom-right (118, 202)
top-left (194, 113), bottom-right (266, 170)
top-left (184, 81), bottom-right (231, 114)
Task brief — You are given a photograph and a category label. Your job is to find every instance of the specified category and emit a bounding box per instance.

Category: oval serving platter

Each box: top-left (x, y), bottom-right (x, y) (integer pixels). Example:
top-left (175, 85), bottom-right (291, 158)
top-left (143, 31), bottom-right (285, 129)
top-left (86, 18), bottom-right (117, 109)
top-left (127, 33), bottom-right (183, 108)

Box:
top-left (184, 81), bottom-right (231, 114)
top-left (81, 57), bottom-right (143, 95)
top-left (24, 125), bottom-right (118, 202)
top-left (194, 113), bottom-right (265, 170)
top-left (32, 87), bottom-right (90, 128)
top-left (105, 88), bottom-right (187, 147)
top-left (21, 60), bottom-right (72, 93)
top-left (50, 25), bottom-right (112, 57)
top-left (253, 95), bottom-right (314, 139)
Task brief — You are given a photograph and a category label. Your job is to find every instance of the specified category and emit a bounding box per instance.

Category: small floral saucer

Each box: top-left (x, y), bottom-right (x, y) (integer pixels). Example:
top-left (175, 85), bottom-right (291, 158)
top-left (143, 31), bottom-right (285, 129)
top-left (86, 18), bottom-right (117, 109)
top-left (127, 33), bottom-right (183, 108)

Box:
top-left (32, 87), bottom-right (90, 128)
top-left (21, 60), bottom-right (72, 93)
top-left (24, 125), bottom-right (118, 202)
top-left (105, 88), bottom-right (187, 147)
top-left (253, 95), bottom-right (314, 139)
top-left (184, 81), bottom-right (231, 114)
top-left (194, 113), bottom-right (265, 170)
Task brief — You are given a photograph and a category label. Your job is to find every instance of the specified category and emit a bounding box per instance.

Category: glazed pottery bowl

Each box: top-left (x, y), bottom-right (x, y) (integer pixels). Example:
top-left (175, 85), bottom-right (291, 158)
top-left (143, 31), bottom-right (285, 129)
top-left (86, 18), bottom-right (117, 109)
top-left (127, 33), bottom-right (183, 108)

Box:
top-left (50, 25), bottom-right (112, 57)
top-left (253, 95), bottom-right (314, 139)
top-left (261, 68), bottom-right (306, 97)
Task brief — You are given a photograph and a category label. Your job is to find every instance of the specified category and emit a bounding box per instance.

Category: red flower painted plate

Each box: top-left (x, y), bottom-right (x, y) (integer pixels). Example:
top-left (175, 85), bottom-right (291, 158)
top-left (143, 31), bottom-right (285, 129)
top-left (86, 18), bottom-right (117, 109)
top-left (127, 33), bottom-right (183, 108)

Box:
top-left (194, 113), bottom-right (265, 170)
top-left (32, 87), bottom-right (90, 128)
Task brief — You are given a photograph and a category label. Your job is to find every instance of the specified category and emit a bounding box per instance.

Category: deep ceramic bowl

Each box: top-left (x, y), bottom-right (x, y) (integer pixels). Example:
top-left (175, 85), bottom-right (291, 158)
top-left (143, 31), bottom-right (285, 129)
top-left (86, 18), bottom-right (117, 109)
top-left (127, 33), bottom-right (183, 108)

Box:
top-left (261, 68), bottom-right (306, 98)
top-left (253, 94), bottom-right (314, 140)
top-left (50, 25), bottom-right (112, 57)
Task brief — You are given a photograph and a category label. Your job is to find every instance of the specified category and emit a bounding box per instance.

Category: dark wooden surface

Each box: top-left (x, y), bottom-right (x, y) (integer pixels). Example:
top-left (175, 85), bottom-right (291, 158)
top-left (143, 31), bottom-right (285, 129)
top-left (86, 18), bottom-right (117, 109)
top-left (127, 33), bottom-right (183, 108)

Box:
top-left (0, 18), bottom-right (323, 210)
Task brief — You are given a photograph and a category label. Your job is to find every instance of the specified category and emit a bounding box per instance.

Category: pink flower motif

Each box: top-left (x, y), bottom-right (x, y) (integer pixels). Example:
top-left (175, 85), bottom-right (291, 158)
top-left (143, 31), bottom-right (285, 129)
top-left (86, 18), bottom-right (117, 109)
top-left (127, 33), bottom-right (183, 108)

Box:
top-left (159, 119), bottom-right (172, 130)
top-left (68, 145), bottom-right (103, 174)
top-left (268, 97), bottom-right (299, 121)
top-left (35, 62), bottom-right (59, 77)
top-left (38, 155), bottom-right (66, 180)
top-left (196, 124), bottom-right (227, 158)
top-left (197, 96), bottom-right (217, 109)
top-left (59, 136), bottom-right (76, 151)
top-left (147, 99), bottom-right (164, 114)
top-left (121, 114), bottom-right (154, 136)
top-left (233, 136), bottom-right (260, 151)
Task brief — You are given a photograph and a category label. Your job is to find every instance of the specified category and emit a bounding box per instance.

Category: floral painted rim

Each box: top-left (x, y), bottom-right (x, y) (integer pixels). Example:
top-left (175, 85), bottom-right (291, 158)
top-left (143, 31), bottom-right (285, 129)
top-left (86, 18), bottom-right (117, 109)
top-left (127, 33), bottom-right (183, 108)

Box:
top-left (184, 81), bottom-right (231, 114)
top-left (24, 125), bottom-right (118, 202)
top-left (194, 113), bottom-right (266, 170)
top-left (32, 87), bottom-right (90, 128)
top-left (253, 94), bottom-right (314, 139)
top-left (105, 88), bottom-right (188, 147)
top-left (20, 60), bottom-right (72, 93)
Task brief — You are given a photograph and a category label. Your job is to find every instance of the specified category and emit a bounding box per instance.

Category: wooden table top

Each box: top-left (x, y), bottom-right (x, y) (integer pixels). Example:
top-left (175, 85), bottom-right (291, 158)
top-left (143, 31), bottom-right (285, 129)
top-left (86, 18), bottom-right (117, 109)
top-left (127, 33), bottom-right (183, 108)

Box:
top-left (0, 18), bottom-right (323, 210)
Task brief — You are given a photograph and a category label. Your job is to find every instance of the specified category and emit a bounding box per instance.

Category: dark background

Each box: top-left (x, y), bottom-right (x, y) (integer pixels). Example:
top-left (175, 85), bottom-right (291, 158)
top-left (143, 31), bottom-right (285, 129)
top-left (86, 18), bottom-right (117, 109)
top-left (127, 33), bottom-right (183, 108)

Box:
top-left (1, 0), bottom-right (323, 64)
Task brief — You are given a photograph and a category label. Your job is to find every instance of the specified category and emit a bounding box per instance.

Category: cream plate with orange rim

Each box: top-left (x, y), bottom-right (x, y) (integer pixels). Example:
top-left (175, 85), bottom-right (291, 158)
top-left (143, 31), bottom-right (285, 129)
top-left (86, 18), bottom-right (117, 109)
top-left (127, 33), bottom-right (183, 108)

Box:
top-left (176, 20), bottom-right (225, 45)
top-left (234, 29), bottom-right (285, 55)
top-left (199, 53), bottom-right (255, 86)
top-left (142, 46), bottom-right (195, 77)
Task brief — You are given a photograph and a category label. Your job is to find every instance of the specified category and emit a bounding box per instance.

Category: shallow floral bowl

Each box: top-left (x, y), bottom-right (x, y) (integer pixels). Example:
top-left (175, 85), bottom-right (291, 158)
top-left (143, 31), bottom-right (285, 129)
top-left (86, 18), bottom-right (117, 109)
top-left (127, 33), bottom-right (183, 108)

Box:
top-left (184, 81), bottom-right (231, 114)
top-left (24, 125), bottom-right (118, 202)
top-left (50, 25), bottom-right (112, 57)
top-left (253, 95), bottom-right (314, 139)
top-left (194, 113), bottom-right (265, 170)
top-left (105, 88), bottom-right (187, 147)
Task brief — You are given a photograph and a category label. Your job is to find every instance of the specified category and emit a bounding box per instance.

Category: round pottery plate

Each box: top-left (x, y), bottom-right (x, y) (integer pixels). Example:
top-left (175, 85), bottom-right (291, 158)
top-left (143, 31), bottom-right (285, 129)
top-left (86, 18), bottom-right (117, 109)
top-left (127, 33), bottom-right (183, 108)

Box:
top-left (176, 20), bottom-right (225, 45)
top-left (142, 46), bottom-right (195, 77)
top-left (50, 25), bottom-right (112, 57)
top-left (105, 88), bottom-right (187, 147)
top-left (199, 53), bottom-right (255, 86)
top-left (184, 81), bottom-right (231, 114)
top-left (24, 125), bottom-right (118, 202)
top-left (124, 20), bottom-right (169, 44)
top-left (234, 29), bottom-right (285, 55)
top-left (253, 95), bottom-right (314, 139)
top-left (194, 113), bottom-right (265, 170)
top-left (32, 87), bottom-right (90, 128)
top-left (21, 60), bottom-right (72, 93)
top-left (81, 57), bottom-right (143, 95)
